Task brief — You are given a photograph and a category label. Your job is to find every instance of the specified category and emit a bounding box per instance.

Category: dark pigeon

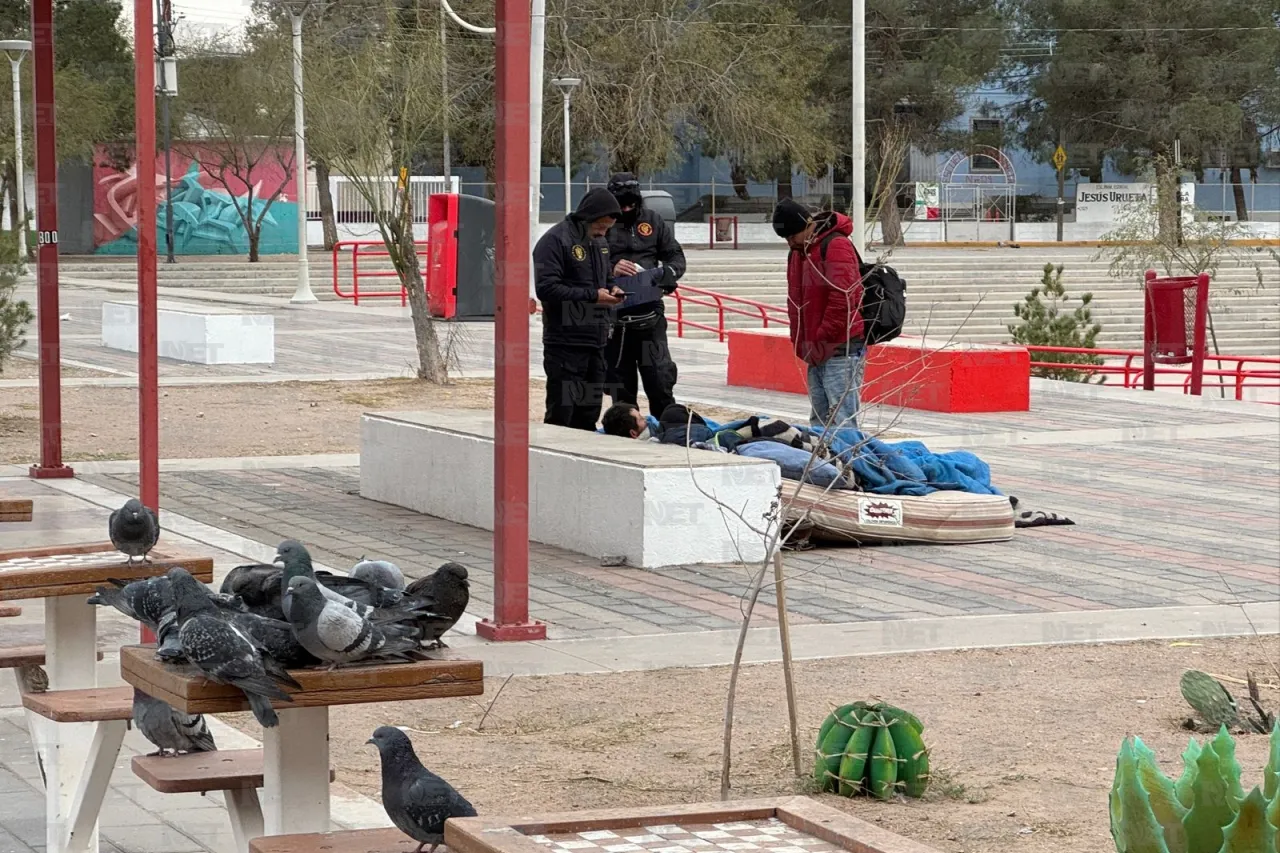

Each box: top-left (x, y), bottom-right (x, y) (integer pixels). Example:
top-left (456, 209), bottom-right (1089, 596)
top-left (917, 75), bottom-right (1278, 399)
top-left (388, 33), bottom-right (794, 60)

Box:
top-left (167, 568), bottom-right (300, 728)
top-left (221, 563), bottom-right (287, 621)
top-left (404, 563), bottom-right (470, 650)
top-left (367, 726), bottom-right (477, 853)
top-left (87, 575), bottom-right (172, 630)
top-left (284, 576), bottom-right (420, 670)
top-left (132, 689), bottom-right (216, 756)
top-left (109, 498), bottom-right (159, 565)
top-left (155, 582), bottom-right (248, 663)
top-left (224, 610), bottom-right (320, 669)
top-left (274, 541), bottom-right (422, 621)
top-left (352, 558), bottom-right (405, 591)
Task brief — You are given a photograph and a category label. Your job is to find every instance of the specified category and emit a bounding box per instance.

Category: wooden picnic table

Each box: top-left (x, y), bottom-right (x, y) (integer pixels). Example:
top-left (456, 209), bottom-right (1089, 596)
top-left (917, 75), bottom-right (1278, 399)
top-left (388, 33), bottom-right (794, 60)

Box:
top-left (0, 541), bottom-right (214, 853)
top-left (121, 644), bottom-right (485, 837)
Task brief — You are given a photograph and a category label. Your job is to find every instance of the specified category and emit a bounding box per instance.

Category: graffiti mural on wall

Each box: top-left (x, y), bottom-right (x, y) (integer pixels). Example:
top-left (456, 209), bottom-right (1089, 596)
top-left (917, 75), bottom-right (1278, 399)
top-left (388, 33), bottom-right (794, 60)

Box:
top-left (93, 145), bottom-right (298, 256)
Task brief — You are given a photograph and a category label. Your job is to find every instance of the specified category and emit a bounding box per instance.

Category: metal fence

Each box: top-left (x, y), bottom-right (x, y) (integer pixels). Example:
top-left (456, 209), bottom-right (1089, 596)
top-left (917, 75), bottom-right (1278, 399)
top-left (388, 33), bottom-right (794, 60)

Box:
top-left (305, 175), bottom-right (460, 224)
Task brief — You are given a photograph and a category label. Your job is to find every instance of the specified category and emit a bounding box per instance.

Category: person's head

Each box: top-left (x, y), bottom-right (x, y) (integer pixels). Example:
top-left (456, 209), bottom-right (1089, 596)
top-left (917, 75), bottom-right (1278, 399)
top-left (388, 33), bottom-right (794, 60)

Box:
top-left (772, 198), bottom-right (815, 250)
top-left (573, 187), bottom-right (622, 238)
top-left (607, 172), bottom-right (644, 225)
top-left (602, 402), bottom-right (646, 438)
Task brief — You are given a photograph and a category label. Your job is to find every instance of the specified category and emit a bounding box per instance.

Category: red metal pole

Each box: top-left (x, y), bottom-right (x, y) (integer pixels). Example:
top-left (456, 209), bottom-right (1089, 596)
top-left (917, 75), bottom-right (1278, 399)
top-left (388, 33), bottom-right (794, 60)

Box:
top-left (27, 0), bottom-right (72, 480)
top-left (476, 0), bottom-right (544, 642)
top-left (1189, 273), bottom-right (1209, 397)
top-left (135, 0), bottom-right (160, 515)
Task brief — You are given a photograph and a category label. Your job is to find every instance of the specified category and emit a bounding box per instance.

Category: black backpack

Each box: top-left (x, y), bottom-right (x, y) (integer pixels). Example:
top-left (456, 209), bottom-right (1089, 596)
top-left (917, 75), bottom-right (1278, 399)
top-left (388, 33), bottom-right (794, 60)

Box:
top-left (819, 233), bottom-right (907, 345)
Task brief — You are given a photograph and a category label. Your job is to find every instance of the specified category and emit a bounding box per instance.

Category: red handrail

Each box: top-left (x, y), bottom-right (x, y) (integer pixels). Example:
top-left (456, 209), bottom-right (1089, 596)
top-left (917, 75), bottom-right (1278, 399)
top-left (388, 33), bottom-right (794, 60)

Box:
top-left (331, 239), bottom-right (429, 306)
top-left (1026, 346), bottom-right (1280, 402)
top-left (672, 285), bottom-right (787, 342)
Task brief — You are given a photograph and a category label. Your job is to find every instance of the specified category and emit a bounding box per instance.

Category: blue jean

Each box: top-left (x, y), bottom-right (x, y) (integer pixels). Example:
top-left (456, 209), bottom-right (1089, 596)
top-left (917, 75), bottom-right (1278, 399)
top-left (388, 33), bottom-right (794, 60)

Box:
top-left (807, 350), bottom-right (867, 431)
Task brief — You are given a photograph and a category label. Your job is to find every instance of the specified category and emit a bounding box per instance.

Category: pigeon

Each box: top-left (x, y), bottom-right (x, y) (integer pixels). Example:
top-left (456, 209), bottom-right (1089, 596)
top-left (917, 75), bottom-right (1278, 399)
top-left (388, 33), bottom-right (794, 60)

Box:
top-left (404, 563), bottom-right (471, 650)
top-left (109, 498), bottom-right (160, 565)
top-left (167, 567), bottom-right (300, 728)
top-left (221, 563), bottom-right (286, 621)
top-left (154, 584), bottom-right (247, 663)
top-left (367, 726), bottom-right (477, 853)
top-left (352, 557), bottom-right (406, 591)
top-left (274, 541), bottom-right (422, 621)
top-left (224, 610), bottom-right (320, 669)
top-left (87, 575), bottom-right (173, 630)
top-left (283, 576), bottom-right (421, 670)
top-left (132, 689), bottom-right (216, 756)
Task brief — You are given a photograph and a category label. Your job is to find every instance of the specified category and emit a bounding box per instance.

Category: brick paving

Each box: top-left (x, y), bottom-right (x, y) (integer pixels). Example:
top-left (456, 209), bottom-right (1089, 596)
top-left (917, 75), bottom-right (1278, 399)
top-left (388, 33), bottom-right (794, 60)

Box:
top-left (82, 420), bottom-right (1280, 639)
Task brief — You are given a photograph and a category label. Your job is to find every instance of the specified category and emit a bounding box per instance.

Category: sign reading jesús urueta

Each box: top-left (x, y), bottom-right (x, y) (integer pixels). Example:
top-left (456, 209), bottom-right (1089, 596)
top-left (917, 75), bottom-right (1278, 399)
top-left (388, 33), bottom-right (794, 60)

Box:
top-left (1075, 182), bottom-right (1196, 223)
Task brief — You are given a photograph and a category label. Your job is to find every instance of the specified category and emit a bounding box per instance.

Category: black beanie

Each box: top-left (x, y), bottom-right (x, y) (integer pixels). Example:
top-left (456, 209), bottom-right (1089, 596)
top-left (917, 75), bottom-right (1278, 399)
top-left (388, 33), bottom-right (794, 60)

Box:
top-left (574, 187), bottom-right (622, 222)
top-left (772, 198), bottom-right (811, 238)
top-left (607, 172), bottom-right (643, 208)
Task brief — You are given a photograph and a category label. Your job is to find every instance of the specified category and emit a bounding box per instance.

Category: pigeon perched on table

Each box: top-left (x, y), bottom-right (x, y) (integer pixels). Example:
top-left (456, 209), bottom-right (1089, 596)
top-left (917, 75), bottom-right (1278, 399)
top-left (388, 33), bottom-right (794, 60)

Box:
top-left (275, 540), bottom-right (420, 621)
top-left (109, 498), bottom-right (159, 565)
top-left (352, 557), bottom-right (405, 591)
top-left (367, 726), bottom-right (477, 853)
top-left (167, 567), bottom-right (300, 728)
top-left (404, 563), bottom-right (470, 650)
top-left (221, 563), bottom-right (287, 621)
top-left (87, 575), bottom-right (172, 630)
top-left (155, 583), bottom-right (247, 663)
top-left (132, 689), bottom-right (216, 756)
top-left (284, 576), bottom-right (421, 670)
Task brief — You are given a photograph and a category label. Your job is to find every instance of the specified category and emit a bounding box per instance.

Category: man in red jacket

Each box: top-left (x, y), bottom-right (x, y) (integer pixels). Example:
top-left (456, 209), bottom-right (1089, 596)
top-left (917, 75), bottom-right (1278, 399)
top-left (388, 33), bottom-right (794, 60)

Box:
top-left (772, 198), bottom-right (866, 431)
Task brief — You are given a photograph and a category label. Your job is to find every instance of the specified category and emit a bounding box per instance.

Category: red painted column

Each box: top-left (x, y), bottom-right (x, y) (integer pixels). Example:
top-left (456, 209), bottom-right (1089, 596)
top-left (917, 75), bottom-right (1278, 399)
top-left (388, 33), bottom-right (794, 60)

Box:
top-left (476, 0), bottom-right (544, 642)
top-left (27, 0), bottom-right (72, 480)
top-left (135, 0), bottom-right (159, 514)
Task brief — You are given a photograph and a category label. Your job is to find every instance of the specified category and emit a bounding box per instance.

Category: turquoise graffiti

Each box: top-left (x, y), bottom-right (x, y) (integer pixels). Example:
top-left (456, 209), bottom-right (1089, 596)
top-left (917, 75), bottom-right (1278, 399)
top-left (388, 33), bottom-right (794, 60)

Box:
top-left (96, 162), bottom-right (299, 256)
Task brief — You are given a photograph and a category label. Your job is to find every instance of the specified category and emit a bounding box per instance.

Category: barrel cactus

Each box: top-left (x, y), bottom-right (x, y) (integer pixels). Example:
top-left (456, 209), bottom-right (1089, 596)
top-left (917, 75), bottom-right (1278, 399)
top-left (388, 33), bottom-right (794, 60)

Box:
top-left (1111, 722), bottom-right (1280, 853)
top-left (813, 702), bottom-right (929, 800)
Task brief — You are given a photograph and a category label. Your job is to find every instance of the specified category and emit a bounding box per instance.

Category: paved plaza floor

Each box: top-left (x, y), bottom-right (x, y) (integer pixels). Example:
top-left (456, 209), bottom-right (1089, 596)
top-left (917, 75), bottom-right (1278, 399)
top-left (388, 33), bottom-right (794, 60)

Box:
top-left (1, 279), bottom-right (1277, 853)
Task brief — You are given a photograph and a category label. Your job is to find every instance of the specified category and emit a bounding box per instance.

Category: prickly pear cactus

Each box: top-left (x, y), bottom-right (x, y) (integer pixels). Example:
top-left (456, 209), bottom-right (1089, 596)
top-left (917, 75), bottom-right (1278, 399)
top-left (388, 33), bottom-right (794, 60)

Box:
top-left (1111, 722), bottom-right (1280, 853)
top-left (1182, 670), bottom-right (1240, 730)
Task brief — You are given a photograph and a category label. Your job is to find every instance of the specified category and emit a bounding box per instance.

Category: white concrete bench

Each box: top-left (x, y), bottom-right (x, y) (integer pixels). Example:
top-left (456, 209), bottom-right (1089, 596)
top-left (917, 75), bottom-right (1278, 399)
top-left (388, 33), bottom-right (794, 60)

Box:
top-left (360, 410), bottom-right (781, 568)
top-left (101, 300), bottom-right (274, 365)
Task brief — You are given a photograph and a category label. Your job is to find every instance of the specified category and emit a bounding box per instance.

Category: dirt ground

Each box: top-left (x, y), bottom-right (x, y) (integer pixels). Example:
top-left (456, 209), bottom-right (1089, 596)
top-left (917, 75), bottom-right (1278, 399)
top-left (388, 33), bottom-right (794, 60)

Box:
top-left (221, 636), bottom-right (1279, 853)
top-left (0, 377), bottom-right (751, 464)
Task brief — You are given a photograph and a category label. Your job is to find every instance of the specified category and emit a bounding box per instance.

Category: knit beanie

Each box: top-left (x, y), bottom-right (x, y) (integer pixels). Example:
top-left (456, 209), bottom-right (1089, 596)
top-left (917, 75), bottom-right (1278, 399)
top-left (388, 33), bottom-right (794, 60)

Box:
top-left (772, 198), bottom-right (811, 238)
top-left (574, 188), bottom-right (623, 222)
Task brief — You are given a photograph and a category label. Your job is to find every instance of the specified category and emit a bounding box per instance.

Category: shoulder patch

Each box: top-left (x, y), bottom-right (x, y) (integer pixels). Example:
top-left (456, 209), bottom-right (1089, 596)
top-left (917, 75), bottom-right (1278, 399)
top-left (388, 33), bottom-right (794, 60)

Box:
top-left (637, 221), bottom-right (654, 237)
top-left (571, 244), bottom-right (586, 261)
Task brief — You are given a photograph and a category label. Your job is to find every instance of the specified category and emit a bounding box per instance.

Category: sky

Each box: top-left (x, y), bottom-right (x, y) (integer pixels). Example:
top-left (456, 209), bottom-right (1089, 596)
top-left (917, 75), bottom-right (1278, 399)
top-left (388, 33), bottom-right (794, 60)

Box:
top-left (118, 0), bottom-right (254, 41)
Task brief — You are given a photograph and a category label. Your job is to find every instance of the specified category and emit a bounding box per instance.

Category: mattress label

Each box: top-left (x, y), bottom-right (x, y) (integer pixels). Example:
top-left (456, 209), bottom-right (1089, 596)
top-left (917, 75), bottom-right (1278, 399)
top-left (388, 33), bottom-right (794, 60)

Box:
top-left (858, 497), bottom-right (904, 527)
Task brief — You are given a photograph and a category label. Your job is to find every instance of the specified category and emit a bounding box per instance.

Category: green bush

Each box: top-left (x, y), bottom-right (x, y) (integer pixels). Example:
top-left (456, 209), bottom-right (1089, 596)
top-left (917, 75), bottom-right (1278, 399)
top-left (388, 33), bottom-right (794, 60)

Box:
top-left (1008, 263), bottom-right (1104, 383)
top-left (0, 229), bottom-right (34, 376)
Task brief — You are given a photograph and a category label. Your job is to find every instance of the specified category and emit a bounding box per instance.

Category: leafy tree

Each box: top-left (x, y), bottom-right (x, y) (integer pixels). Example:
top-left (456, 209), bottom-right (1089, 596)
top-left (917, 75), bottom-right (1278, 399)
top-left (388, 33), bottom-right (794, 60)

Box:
top-left (1009, 0), bottom-right (1280, 235)
top-left (174, 34), bottom-right (297, 261)
top-left (799, 0), bottom-right (1005, 246)
top-left (0, 226), bottom-right (32, 375)
top-left (1008, 263), bottom-right (1104, 382)
top-left (303, 0), bottom-right (451, 382)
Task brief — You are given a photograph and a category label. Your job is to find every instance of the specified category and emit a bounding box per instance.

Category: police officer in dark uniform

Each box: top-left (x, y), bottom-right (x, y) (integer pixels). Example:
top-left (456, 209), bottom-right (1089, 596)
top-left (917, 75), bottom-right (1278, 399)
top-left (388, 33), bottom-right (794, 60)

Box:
top-left (533, 187), bottom-right (626, 430)
top-left (603, 172), bottom-right (687, 418)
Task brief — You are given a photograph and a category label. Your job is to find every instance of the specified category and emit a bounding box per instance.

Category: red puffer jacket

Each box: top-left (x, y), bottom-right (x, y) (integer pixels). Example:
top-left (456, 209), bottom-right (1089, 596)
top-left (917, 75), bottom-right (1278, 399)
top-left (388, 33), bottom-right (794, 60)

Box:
top-left (785, 212), bottom-right (864, 366)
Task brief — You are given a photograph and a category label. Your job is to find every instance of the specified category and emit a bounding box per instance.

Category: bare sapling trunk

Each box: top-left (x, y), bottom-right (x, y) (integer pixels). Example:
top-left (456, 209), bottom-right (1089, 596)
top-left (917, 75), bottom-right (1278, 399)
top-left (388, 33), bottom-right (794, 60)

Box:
top-left (1229, 167), bottom-right (1249, 222)
top-left (315, 158), bottom-right (339, 250)
top-left (393, 182), bottom-right (448, 384)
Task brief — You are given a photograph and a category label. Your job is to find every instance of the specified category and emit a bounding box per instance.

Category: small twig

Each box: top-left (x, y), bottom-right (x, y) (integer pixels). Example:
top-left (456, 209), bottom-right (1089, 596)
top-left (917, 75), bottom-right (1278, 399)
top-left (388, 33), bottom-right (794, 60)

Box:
top-left (773, 550), bottom-right (802, 778)
top-left (475, 673), bottom-right (514, 732)
top-left (1209, 673), bottom-right (1279, 691)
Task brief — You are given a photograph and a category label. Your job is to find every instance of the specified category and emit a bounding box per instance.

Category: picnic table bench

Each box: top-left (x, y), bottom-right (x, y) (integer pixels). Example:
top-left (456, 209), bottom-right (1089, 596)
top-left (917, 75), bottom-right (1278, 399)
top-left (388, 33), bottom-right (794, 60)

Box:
top-left (0, 540), bottom-right (213, 853)
top-left (1, 497), bottom-right (33, 523)
top-left (121, 644), bottom-right (484, 844)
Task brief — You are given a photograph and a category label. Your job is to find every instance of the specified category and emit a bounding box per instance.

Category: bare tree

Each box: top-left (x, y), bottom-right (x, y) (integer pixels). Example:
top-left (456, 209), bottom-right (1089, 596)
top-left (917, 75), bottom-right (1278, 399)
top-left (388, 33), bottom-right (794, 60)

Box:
top-left (174, 34), bottom-right (299, 262)
top-left (303, 0), bottom-right (450, 382)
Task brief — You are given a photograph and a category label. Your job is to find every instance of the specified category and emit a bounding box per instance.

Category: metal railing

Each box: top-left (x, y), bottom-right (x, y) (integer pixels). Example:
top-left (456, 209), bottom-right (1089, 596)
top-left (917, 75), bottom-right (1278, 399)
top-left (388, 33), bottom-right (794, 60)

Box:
top-left (672, 285), bottom-right (788, 341)
top-left (668, 284), bottom-right (1279, 402)
top-left (331, 240), bottom-right (429, 306)
top-left (1025, 347), bottom-right (1280, 402)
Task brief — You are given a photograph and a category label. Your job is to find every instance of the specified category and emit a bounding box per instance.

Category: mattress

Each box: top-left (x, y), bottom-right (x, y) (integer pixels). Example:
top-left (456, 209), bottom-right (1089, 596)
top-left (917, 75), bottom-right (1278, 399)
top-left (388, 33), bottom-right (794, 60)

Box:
top-left (783, 484), bottom-right (1015, 545)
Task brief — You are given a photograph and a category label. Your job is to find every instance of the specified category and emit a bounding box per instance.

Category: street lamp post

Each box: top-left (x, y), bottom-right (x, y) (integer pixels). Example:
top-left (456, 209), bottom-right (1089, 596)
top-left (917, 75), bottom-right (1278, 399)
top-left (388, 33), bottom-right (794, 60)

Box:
top-left (550, 77), bottom-right (579, 217)
top-left (155, 2), bottom-right (177, 265)
top-left (0, 40), bottom-right (30, 262)
top-left (285, 1), bottom-right (316, 303)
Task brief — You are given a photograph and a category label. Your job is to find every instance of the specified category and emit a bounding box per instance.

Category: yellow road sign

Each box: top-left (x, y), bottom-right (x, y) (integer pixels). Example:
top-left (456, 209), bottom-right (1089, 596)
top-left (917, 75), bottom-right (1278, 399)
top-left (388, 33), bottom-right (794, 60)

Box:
top-left (1052, 145), bottom-right (1067, 171)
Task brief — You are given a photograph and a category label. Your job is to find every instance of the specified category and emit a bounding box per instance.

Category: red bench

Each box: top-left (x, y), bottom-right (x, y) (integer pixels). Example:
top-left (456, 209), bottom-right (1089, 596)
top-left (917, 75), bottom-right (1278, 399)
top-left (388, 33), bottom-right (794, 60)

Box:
top-left (726, 328), bottom-right (1030, 413)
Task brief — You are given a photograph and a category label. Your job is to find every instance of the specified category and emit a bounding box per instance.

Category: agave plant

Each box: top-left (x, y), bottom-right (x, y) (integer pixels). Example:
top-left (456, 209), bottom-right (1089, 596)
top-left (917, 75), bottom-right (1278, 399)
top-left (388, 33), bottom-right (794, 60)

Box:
top-left (1111, 722), bottom-right (1280, 853)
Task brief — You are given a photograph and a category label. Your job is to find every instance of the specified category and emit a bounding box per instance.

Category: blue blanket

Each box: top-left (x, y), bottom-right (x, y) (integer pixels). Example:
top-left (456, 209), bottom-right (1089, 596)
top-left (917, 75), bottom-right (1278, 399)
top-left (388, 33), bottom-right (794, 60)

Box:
top-left (603, 414), bottom-right (1001, 497)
